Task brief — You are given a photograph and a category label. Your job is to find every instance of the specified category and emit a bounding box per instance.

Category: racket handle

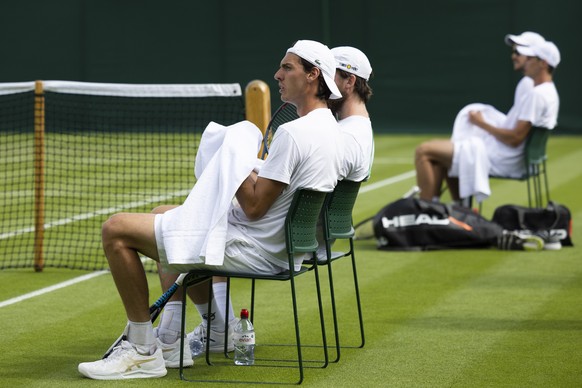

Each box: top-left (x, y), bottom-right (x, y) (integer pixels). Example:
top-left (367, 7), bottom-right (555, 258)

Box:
top-left (102, 325), bottom-right (128, 359)
top-left (102, 273), bottom-right (188, 359)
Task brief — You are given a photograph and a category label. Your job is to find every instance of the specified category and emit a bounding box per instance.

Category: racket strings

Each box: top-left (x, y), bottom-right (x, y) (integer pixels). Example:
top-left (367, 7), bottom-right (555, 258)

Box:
top-left (262, 103), bottom-right (299, 158)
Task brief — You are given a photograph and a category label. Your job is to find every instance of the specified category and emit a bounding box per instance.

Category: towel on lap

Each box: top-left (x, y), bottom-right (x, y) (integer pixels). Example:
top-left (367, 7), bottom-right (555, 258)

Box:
top-left (450, 137), bottom-right (491, 202)
top-left (449, 103), bottom-right (506, 203)
top-left (451, 103), bottom-right (506, 143)
top-left (156, 120), bottom-right (262, 266)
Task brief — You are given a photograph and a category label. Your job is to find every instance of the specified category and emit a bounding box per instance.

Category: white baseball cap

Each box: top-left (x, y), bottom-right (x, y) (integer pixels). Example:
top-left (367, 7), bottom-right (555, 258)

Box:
top-left (504, 31), bottom-right (545, 47)
top-left (331, 46), bottom-right (373, 81)
top-left (516, 41), bottom-right (561, 68)
top-left (287, 40), bottom-right (342, 100)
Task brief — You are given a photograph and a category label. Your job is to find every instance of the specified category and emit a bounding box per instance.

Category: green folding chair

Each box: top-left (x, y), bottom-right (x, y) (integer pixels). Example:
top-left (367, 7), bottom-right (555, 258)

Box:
top-left (523, 126), bottom-right (551, 208)
top-left (304, 179), bottom-right (365, 363)
top-left (480, 126), bottom-right (551, 212)
top-left (178, 188), bottom-right (329, 385)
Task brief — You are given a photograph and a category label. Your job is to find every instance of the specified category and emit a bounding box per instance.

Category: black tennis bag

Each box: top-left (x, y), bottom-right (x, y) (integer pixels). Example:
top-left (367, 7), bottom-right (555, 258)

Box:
top-left (372, 197), bottom-right (503, 250)
top-left (492, 202), bottom-right (573, 246)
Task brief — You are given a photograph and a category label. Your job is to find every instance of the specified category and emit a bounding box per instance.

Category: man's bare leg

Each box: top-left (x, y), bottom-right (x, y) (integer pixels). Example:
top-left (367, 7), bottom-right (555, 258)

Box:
top-left (101, 212), bottom-right (161, 355)
top-left (415, 139), bottom-right (454, 201)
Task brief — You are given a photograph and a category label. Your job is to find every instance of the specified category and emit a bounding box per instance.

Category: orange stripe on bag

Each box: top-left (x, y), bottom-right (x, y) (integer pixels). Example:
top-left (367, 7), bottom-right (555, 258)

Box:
top-left (448, 216), bottom-right (473, 231)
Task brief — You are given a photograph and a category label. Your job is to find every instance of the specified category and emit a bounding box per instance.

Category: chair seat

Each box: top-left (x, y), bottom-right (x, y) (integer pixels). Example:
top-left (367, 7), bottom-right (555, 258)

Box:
top-left (303, 251), bottom-right (348, 266)
top-left (183, 266), bottom-right (310, 284)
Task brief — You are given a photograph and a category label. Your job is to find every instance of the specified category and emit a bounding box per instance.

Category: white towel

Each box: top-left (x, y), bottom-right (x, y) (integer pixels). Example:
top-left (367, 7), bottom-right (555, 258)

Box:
top-left (194, 121), bottom-right (228, 179)
top-left (452, 137), bottom-right (491, 203)
top-left (449, 104), bottom-right (506, 203)
top-left (155, 120), bottom-right (262, 266)
top-left (451, 103), bottom-right (506, 143)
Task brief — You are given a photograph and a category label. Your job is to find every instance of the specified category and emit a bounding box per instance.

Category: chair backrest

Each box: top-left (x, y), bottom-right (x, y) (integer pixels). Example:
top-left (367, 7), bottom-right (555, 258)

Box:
top-left (525, 126), bottom-right (550, 166)
top-left (323, 180), bottom-right (362, 240)
top-left (285, 188), bottom-right (328, 254)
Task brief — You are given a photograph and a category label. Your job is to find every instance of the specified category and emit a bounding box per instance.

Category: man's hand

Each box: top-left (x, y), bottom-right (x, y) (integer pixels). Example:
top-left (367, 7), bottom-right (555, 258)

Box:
top-left (468, 110), bottom-right (486, 128)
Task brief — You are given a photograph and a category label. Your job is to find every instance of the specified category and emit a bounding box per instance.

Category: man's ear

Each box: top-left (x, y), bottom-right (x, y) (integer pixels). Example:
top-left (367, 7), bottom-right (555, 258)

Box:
top-left (307, 66), bottom-right (321, 81)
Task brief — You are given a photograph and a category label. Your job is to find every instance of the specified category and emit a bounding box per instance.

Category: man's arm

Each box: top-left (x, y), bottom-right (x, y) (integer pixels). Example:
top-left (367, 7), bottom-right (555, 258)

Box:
top-left (235, 171), bottom-right (286, 221)
top-left (469, 111), bottom-right (532, 147)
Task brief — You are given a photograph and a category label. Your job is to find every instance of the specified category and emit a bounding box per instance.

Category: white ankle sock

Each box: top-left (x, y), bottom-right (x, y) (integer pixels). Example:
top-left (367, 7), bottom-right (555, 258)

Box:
top-left (127, 320), bottom-right (156, 354)
top-left (194, 282), bottom-right (234, 333)
top-left (211, 282), bottom-right (235, 332)
top-left (156, 301), bottom-right (183, 344)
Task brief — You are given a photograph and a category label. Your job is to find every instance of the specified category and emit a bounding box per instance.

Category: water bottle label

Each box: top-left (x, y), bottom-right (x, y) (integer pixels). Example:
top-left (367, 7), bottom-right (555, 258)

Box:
top-left (234, 332), bottom-right (255, 346)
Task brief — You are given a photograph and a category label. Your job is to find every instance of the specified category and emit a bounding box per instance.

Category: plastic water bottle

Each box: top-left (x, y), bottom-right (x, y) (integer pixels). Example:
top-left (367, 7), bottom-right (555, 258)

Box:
top-left (233, 308), bottom-right (255, 365)
top-left (188, 325), bottom-right (205, 357)
top-left (189, 334), bottom-right (204, 357)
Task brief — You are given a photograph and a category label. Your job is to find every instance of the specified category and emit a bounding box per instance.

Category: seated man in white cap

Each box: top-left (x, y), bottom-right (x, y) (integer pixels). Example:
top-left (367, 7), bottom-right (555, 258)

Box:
top-left (330, 46), bottom-right (375, 182)
top-left (77, 39), bottom-right (344, 380)
top-left (414, 31), bottom-right (551, 205)
top-left (313, 46), bottom-right (375, 259)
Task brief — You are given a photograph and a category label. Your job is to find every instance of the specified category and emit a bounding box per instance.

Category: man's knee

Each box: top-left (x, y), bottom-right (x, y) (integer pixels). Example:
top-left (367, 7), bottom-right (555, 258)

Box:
top-left (415, 142), bottom-right (431, 161)
top-left (102, 213), bottom-right (127, 242)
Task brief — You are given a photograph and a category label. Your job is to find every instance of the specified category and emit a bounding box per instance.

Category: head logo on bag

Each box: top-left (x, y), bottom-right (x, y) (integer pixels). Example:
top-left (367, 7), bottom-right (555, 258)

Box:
top-left (380, 213), bottom-right (450, 228)
top-left (370, 197), bottom-right (502, 251)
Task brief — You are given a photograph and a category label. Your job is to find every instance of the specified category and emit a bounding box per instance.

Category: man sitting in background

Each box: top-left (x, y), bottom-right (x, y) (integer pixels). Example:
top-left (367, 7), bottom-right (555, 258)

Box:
top-left (414, 32), bottom-right (558, 206)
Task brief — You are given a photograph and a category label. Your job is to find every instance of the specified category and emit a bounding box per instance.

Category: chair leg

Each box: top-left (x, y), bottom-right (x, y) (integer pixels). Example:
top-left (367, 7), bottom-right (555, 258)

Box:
top-left (325, 253), bottom-right (341, 363)
top-left (203, 279), bottom-right (214, 366)
top-left (288, 275), bottom-right (305, 385)
top-left (349, 239), bottom-right (365, 348)
top-left (542, 160), bottom-right (550, 204)
top-left (179, 284), bottom-right (188, 380)
top-left (534, 166), bottom-right (543, 207)
top-left (311, 260), bottom-right (329, 368)
top-left (526, 174), bottom-right (533, 208)
top-left (223, 278), bottom-right (233, 358)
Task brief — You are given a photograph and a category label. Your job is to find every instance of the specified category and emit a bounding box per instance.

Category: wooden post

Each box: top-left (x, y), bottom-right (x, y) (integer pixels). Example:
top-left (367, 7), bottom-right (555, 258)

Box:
top-left (244, 80), bottom-right (271, 157)
top-left (33, 80), bottom-right (45, 272)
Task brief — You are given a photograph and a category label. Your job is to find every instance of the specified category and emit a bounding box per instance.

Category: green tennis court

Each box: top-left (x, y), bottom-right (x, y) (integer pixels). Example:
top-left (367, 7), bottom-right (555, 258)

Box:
top-left (1, 133), bottom-right (581, 387)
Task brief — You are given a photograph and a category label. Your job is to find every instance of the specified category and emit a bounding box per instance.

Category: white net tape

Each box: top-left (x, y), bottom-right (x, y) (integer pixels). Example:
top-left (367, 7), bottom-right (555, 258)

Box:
top-left (0, 80), bottom-right (241, 97)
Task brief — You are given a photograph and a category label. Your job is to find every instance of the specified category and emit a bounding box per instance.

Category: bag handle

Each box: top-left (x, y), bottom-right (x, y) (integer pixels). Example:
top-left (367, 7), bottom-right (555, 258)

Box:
top-left (516, 201), bottom-right (561, 230)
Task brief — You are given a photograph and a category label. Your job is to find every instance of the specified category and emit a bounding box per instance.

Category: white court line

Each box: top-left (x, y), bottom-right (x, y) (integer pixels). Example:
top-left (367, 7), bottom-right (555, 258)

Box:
top-left (0, 270), bottom-right (109, 308)
top-left (0, 170), bottom-right (417, 308)
top-left (359, 170), bottom-right (416, 194)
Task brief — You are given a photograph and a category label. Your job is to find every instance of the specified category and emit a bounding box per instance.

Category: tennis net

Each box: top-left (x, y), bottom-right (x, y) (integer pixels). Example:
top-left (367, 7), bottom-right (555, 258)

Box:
top-left (0, 81), bottom-right (246, 272)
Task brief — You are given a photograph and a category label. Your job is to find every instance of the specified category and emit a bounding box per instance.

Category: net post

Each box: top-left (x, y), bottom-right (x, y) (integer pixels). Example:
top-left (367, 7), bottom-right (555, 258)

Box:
top-left (245, 80), bottom-right (270, 155)
top-left (33, 80), bottom-right (45, 272)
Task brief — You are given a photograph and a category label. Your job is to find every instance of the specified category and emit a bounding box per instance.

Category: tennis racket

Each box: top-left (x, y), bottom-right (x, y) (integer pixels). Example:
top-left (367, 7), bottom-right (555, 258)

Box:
top-left (260, 102), bottom-right (299, 159)
top-left (102, 272), bottom-right (188, 359)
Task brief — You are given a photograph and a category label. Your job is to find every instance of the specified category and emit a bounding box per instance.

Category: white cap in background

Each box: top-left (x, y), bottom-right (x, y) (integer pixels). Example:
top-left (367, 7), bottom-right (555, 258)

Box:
top-left (516, 41), bottom-right (561, 68)
top-left (331, 46), bottom-right (373, 81)
top-left (504, 31), bottom-right (545, 47)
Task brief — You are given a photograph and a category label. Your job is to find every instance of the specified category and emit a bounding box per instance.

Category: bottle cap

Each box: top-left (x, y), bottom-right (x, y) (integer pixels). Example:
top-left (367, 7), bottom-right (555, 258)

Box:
top-left (240, 308), bottom-right (249, 319)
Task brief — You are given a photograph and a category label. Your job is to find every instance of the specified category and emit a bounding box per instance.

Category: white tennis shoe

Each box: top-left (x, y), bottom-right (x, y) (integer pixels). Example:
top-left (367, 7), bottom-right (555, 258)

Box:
top-left (155, 334), bottom-right (194, 368)
top-left (187, 319), bottom-right (237, 356)
top-left (498, 231), bottom-right (544, 251)
top-left (78, 341), bottom-right (167, 380)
